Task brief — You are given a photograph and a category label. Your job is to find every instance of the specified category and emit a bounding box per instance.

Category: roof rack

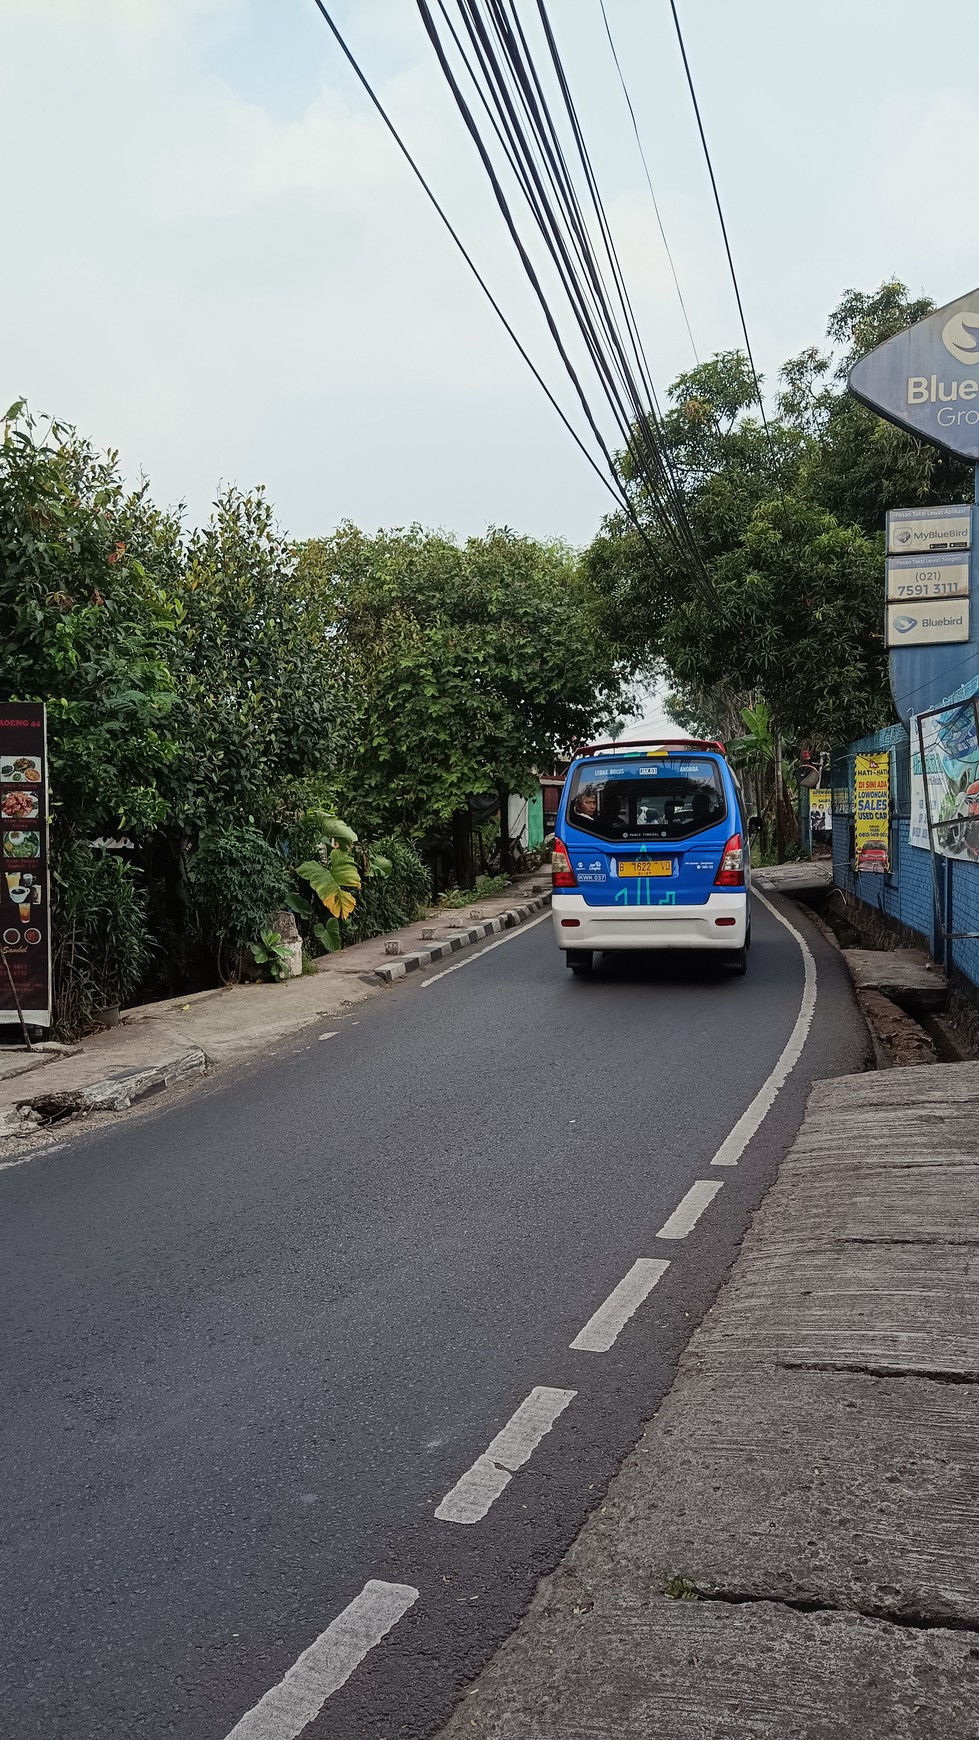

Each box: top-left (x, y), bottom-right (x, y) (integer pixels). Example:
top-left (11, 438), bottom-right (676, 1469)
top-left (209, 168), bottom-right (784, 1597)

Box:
top-left (579, 737), bottom-right (727, 757)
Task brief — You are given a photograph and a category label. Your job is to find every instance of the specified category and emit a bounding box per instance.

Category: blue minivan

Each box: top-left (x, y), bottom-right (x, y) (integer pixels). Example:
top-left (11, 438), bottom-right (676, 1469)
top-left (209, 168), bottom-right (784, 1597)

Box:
top-left (551, 739), bottom-right (751, 976)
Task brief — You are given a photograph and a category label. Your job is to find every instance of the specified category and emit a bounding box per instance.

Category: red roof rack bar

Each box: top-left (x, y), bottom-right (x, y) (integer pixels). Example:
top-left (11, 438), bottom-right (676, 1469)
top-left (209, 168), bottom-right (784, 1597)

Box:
top-left (579, 737), bottom-right (727, 756)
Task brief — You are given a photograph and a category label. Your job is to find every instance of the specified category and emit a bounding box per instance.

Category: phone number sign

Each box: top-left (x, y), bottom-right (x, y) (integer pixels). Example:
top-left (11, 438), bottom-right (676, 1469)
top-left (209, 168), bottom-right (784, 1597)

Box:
top-left (886, 551), bottom-right (969, 602)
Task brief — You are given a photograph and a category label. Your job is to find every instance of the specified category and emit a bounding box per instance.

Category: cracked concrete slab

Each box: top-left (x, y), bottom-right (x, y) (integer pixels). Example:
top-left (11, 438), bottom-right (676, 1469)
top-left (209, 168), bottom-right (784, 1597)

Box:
top-left (808, 1060), bottom-right (979, 1109)
top-left (843, 947), bottom-right (947, 1010)
top-left (691, 1241), bottom-right (979, 1379)
top-left (440, 1592), bottom-right (979, 1739)
top-left (789, 1103), bottom-right (979, 1158)
top-left (745, 1161), bottom-right (979, 1245)
top-left (572, 1365), bottom-right (979, 1627)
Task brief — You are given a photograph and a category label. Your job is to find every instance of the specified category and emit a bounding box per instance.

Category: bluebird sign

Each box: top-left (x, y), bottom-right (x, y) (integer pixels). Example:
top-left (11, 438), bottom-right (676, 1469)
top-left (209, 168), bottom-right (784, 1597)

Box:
top-left (847, 290), bottom-right (979, 722)
top-left (849, 288), bottom-right (979, 460)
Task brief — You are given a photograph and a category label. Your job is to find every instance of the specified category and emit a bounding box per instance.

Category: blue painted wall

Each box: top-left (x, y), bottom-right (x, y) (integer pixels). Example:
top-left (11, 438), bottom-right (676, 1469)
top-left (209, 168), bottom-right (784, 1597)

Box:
top-left (833, 672), bottom-right (979, 987)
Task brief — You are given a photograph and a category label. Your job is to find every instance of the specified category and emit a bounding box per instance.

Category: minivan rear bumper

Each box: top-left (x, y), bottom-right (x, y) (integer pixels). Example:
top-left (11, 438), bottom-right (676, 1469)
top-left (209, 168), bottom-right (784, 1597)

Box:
top-left (552, 889), bottom-right (748, 951)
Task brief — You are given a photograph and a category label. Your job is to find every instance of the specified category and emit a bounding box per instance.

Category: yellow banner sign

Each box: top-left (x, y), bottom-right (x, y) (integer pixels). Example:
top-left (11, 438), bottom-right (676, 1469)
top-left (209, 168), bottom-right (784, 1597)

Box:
top-left (854, 753), bottom-right (890, 873)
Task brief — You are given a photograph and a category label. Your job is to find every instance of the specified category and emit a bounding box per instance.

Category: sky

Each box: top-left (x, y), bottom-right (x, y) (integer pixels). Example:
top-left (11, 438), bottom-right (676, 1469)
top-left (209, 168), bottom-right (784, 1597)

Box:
top-left (4, 0), bottom-right (979, 564)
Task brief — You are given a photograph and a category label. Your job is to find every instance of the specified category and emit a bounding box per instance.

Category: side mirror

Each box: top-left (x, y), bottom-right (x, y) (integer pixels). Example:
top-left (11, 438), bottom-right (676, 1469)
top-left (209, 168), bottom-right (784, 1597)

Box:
top-left (748, 815), bottom-right (762, 837)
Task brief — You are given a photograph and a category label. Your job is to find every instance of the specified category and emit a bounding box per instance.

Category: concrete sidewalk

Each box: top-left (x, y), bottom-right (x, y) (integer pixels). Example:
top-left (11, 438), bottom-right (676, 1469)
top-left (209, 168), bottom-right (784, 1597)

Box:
top-left (439, 1060), bottom-right (979, 1739)
top-left (0, 873), bottom-right (549, 1136)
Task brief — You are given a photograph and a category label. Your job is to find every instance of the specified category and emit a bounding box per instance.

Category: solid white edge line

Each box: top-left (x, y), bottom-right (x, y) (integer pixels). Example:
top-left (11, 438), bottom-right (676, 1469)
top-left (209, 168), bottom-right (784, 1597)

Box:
top-left (421, 910), bottom-right (550, 986)
top-left (223, 1580), bottom-right (418, 1740)
top-left (656, 1178), bottom-right (724, 1240)
top-left (435, 1384), bottom-right (576, 1523)
top-left (570, 1257), bottom-right (670, 1352)
top-left (710, 888), bottom-right (818, 1167)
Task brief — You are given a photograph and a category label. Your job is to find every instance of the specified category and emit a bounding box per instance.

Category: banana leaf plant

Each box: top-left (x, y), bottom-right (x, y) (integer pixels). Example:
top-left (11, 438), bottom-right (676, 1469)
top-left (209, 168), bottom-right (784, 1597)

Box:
top-left (292, 815), bottom-right (391, 953)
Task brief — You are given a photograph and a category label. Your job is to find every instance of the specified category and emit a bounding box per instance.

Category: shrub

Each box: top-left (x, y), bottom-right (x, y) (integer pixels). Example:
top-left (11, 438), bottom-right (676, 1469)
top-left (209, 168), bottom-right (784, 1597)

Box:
top-left (189, 824), bottom-right (291, 980)
top-left (52, 846), bottom-right (152, 1038)
top-left (343, 834), bottom-right (431, 942)
top-left (438, 873), bottom-right (509, 909)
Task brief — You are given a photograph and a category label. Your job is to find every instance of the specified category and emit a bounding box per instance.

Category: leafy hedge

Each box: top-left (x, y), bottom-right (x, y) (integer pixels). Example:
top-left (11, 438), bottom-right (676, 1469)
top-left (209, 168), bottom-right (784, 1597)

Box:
top-left (342, 835), bottom-right (431, 943)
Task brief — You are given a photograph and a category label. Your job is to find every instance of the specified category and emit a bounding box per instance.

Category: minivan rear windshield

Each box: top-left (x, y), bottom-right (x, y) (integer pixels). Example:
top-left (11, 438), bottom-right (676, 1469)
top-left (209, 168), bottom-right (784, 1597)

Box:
top-left (566, 757), bottom-right (727, 842)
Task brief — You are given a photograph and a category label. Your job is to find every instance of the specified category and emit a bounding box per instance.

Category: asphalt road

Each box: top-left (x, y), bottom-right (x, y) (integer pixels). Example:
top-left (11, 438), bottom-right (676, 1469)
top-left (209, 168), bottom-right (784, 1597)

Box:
top-left (0, 893), bottom-right (870, 1740)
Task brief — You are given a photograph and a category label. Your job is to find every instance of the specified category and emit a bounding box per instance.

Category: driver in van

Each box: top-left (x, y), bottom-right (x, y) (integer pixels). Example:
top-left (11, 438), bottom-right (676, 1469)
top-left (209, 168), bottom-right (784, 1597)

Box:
top-left (691, 788), bottom-right (718, 826)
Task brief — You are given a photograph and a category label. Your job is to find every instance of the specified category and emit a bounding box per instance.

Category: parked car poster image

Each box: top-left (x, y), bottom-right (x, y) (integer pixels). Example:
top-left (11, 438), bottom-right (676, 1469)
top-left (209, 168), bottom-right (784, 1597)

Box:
top-left (0, 707), bottom-right (50, 1025)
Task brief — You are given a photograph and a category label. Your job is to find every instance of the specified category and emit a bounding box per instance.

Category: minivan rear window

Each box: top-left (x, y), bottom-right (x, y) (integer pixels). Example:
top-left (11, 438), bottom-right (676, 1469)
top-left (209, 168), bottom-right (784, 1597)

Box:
top-left (566, 758), bottom-right (727, 842)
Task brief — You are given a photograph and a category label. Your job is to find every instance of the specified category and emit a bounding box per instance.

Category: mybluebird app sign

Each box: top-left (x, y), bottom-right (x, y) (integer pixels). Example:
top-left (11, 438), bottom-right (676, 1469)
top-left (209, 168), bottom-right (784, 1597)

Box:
top-left (849, 288), bottom-right (979, 460)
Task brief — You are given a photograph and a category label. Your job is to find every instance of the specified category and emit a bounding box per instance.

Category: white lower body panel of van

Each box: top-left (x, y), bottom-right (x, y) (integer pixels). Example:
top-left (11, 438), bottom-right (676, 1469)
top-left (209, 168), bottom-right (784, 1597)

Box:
top-left (552, 890), bottom-right (748, 952)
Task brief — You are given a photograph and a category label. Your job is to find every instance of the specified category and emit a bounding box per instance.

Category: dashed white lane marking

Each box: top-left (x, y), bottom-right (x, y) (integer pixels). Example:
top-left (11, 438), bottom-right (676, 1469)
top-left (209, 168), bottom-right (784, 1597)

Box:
top-left (570, 1257), bottom-right (670, 1352)
top-left (657, 1179), bottom-right (724, 1241)
top-left (435, 1385), bottom-right (576, 1523)
top-left (421, 911), bottom-right (551, 986)
top-left (222, 1580), bottom-right (418, 1740)
top-left (711, 888), bottom-right (817, 1167)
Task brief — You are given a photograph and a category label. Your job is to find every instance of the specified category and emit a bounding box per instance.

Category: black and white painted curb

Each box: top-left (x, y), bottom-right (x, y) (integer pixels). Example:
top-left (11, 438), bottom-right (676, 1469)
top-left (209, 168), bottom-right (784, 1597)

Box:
top-left (373, 893), bottom-right (551, 984)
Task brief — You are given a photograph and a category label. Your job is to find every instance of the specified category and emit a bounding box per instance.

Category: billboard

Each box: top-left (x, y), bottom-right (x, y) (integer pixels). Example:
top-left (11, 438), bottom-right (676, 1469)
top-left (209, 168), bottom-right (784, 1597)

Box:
top-left (809, 788), bottom-right (832, 833)
top-left (885, 552), bottom-right (969, 602)
top-left (886, 506), bottom-right (971, 555)
top-left (849, 287), bottom-right (979, 460)
top-left (885, 599), bottom-right (970, 646)
top-left (0, 706), bottom-right (51, 1026)
top-left (909, 701), bottom-right (979, 860)
top-left (854, 752), bottom-right (890, 873)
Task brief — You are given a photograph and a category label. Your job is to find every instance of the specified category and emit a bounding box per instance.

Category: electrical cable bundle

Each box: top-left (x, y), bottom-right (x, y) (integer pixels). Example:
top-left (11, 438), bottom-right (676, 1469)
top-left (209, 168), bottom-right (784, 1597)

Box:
top-left (312, 1), bottom-right (726, 607)
top-left (416, 0), bottom-right (720, 605)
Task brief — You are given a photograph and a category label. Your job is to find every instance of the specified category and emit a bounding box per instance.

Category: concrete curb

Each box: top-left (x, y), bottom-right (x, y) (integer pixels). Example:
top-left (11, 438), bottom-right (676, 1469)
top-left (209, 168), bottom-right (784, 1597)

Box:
top-left (6, 1047), bottom-right (208, 1132)
top-left (785, 895), bottom-right (941, 1070)
top-left (373, 893), bottom-right (551, 984)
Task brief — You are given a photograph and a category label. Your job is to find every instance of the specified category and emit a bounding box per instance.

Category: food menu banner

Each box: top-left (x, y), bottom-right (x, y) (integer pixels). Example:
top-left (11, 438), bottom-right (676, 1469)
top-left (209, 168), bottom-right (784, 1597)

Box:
top-left (0, 706), bottom-right (50, 1025)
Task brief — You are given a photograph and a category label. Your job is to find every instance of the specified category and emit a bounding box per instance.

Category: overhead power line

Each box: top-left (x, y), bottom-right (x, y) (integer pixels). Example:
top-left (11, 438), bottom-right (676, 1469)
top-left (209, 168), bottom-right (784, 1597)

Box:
top-left (414, 0), bottom-right (720, 607)
top-left (667, 0), bottom-right (779, 472)
top-left (598, 0), bottom-right (699, 365)
top-left (309, 0), bottom-right (630, 515)
top-left (310, 0), bottom-right (725, 614)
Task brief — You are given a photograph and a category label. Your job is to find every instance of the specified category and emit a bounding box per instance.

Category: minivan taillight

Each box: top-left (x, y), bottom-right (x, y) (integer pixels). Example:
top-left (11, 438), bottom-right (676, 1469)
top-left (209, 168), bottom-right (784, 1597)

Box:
top-left (714, 833), bottom-right (745, 887)
top-left (551, 839), bottom-right (577, 889)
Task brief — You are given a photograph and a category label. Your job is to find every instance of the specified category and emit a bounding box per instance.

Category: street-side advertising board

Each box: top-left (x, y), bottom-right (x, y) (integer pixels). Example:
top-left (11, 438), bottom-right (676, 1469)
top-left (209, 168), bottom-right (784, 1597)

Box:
top-left (884, 525), bottom-right (972, 647)
top-left (854, 752), bottom-right (890, 873)
top-left (849, 292), bottom-right (979, 718)
top-left (886, 552), bottom-right (969, 602)
top-left (887, 505), bottom-right (971, 554)
top-left (809, 788), bottom-right (832, 833)
top-left (909, 700), bottom-right (979, 859)
top-left (0, 705), bottom-right (51, 1025)
top-left (885, 599), bottom-right (970, 647)
top-left (850, 289), bottom-right (979, 462)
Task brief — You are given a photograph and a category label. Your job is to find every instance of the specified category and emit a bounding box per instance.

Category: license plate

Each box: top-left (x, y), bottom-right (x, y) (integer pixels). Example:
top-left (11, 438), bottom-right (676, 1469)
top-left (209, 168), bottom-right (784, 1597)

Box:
top-left (618, 859), bottom-right (672, 877)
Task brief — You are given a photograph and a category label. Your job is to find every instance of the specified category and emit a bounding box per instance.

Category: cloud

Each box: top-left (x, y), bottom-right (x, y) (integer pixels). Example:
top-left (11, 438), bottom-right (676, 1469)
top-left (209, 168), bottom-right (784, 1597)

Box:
top-left (0, 0), bottom-right (622, 540)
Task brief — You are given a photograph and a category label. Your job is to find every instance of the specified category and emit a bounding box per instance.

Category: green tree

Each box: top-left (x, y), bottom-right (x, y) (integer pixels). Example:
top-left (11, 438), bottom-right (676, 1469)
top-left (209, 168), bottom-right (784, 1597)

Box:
top-left (781, 281), bottom-right (972, 533)
top-left (165, 485), bottom-right (349, 833)
top-left (587, 282), bottom-right (960, 768)
top-left (302, 524), bottom-right (628, 881)
top-left (0, 402), bottom-right (180, 839)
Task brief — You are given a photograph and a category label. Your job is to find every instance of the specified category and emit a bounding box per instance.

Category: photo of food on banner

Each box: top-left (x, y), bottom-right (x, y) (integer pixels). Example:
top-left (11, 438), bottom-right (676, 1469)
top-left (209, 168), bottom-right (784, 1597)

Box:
top-left (0, 755), bottom-right (42, 785)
